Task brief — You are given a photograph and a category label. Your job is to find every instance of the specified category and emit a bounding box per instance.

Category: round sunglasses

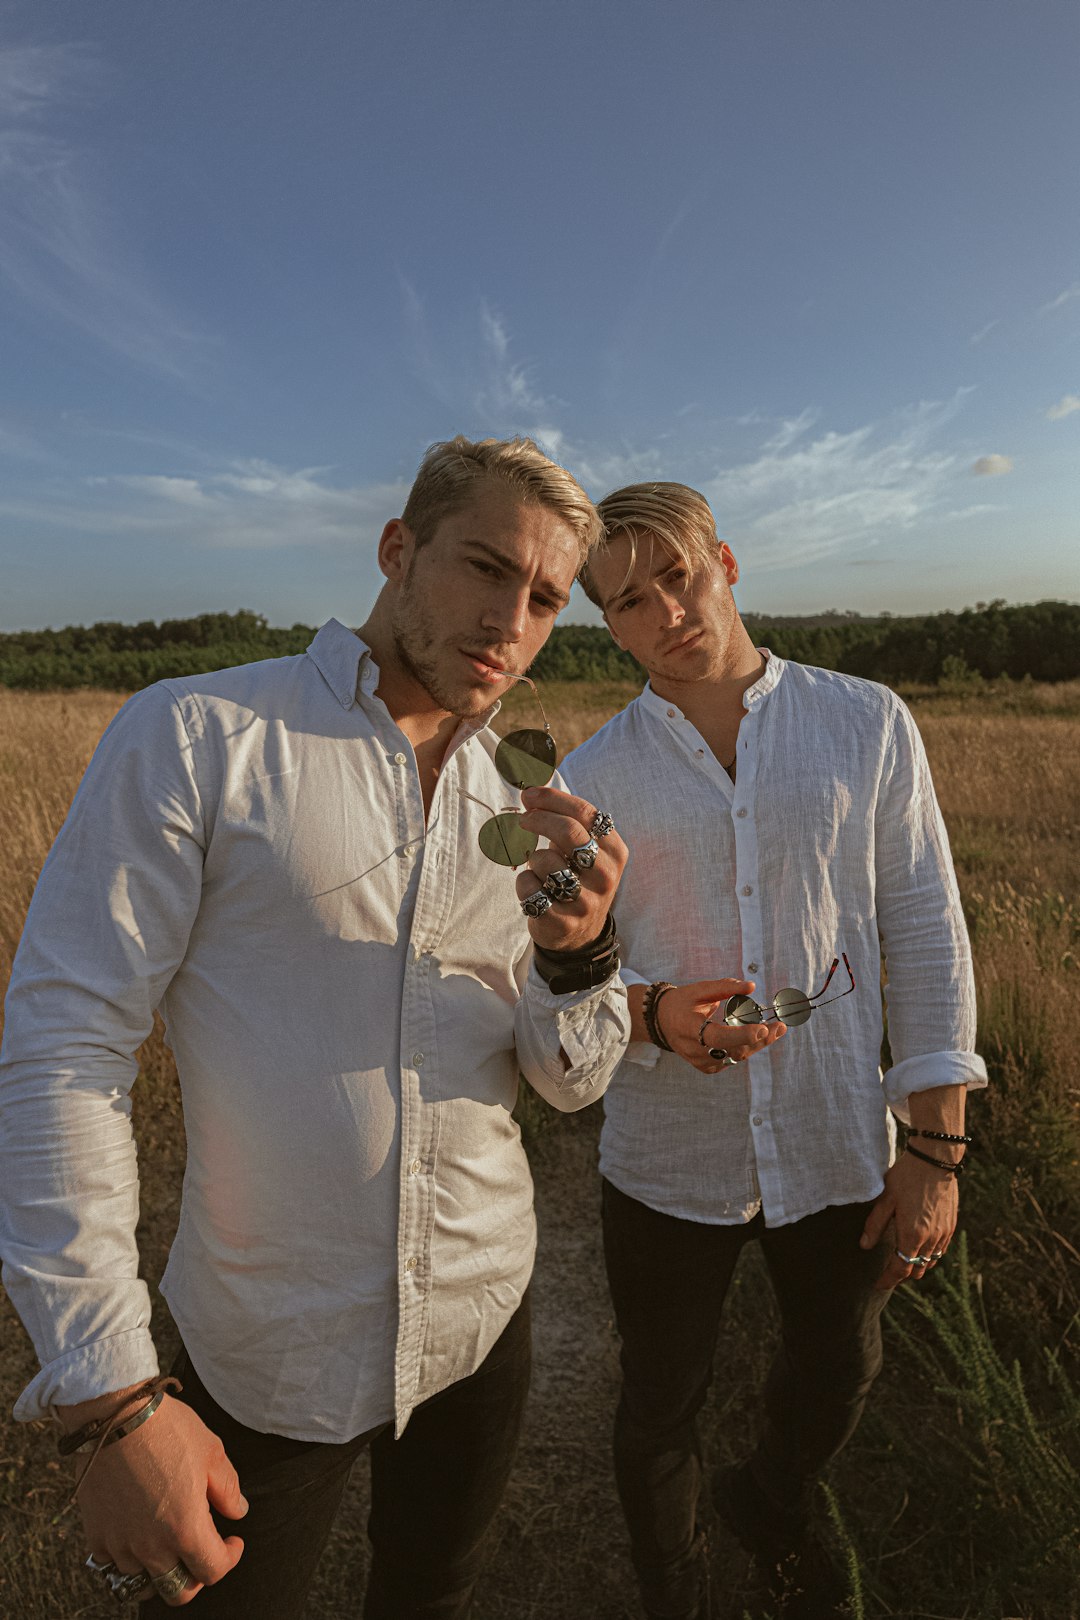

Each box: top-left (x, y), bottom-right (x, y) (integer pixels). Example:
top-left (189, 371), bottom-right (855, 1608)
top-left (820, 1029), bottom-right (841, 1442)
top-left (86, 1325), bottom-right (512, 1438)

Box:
top-left (700, 954), bottom-right (856, 1045)
top-left (474, 675), bottom-right (558, 868)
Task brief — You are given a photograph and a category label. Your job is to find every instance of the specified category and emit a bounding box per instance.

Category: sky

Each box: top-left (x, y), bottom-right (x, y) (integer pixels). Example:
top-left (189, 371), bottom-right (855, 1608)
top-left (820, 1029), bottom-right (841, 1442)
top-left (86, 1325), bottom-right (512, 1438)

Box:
top-left (1, 0), bottom-right (1078, 633)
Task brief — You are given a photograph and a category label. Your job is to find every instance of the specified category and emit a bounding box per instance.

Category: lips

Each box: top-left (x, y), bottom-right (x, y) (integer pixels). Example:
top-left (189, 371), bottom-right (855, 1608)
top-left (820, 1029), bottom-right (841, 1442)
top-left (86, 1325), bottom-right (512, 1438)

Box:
top-left (461, 650), bottom-right (513, 683)
top-left (665, 630), bottom-right (704, 655)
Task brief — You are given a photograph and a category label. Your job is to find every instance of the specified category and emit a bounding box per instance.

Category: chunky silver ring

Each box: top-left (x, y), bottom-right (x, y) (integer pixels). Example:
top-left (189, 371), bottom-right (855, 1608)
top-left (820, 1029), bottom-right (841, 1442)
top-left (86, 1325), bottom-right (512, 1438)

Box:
top-left (521, 889), bottom-right (553, 919)
top-left (589, 810), bottom-right (616, 840)
top-left (708, 1048), bottom-right (736, 1068)
top-left (567, 837), bottom-right (600, 872)
top-left (107, 1568), bottom-right (152, 1602)
top-left (542, 867), bottom-right (582, 904)
top-left (151, 1562), bottom-right (193, 1601)
top-left (931, 1250), bottom-right (946, 1261)
top-left (895, 1248), bottom-right (925, 1266)
top-left (86, 1555), bottom-right (116, 1577)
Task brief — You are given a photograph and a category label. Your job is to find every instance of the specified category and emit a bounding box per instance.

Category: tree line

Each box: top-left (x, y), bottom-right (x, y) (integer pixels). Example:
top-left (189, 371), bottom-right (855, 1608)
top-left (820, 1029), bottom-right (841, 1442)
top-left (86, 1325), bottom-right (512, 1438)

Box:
top-left (1, 600), bottom-right (1077, 691)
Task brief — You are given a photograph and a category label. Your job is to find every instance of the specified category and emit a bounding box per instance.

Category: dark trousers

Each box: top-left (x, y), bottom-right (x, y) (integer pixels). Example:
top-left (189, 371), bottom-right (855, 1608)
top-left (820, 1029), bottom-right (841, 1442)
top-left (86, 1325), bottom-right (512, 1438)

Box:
top-left (601, 1181), bottom-right (888, 1593)
top-left (143, 1294), bottom-right (531, 1620)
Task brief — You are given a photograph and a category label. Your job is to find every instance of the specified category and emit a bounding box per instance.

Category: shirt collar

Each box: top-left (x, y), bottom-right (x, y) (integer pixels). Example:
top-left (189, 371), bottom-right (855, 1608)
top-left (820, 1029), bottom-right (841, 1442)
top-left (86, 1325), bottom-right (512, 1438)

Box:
top-left (306, 618), bottom-right (371, 709)
top-left (639, 647), bottom-right (785, 724)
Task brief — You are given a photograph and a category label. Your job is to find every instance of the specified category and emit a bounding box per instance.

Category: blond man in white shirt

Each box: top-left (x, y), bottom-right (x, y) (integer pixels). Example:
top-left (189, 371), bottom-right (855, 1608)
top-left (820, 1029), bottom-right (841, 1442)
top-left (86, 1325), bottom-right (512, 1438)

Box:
top-left (0, 437), bottom-right (637, 1617)
top-left (564, 482), bottom-right (987, 1620)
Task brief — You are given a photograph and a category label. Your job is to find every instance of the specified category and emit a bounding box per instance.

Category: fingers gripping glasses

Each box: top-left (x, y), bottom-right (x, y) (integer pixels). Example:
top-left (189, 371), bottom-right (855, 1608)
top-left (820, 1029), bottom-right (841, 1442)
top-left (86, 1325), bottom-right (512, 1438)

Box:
top-left (473, 675), bottom-right (558, 868)
top-left (721, 954), bottom-right (856, 1029)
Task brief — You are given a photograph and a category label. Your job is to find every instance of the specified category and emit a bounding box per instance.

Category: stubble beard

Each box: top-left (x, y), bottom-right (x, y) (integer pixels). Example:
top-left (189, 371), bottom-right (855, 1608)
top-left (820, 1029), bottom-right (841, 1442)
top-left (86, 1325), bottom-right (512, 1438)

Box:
top-left (391, 597), bottom-right (496, 721)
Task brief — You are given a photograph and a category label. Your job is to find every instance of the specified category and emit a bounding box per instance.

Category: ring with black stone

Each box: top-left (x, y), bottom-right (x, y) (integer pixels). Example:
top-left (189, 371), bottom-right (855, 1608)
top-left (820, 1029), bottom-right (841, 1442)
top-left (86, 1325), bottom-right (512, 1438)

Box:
top-left (521, 889), bottom-right (553, 919)
top-left (708, 1048), bottom-right (736, 1068)
top-left (542, 867), bottom-right (582, 904)
top-left (567, 837), bottom-right (600, 872)
top-left (589, 810), bottom-right (616, 840)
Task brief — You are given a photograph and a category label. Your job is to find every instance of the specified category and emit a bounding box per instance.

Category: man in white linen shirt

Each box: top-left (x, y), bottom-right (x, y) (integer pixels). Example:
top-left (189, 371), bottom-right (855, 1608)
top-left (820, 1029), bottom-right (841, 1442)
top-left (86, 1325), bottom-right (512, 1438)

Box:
top-left (0, 437), bottom-right (634, 1618)
top-left (563, 482), bottom-right (987, 1620)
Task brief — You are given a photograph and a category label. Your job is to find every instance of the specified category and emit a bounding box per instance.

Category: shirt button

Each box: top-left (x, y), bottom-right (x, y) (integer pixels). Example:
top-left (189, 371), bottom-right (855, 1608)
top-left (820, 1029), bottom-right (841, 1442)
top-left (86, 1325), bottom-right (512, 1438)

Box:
top-left (753, 1115), bottom-right (763, 1126)
top-left (402, 844), bottom-right (414, 858)
top-left (394, 751), bottom-right (407, 765)
top-left (666, 708), bottom-right (676, 718)
top-left (408, 1158), bottom-right (422, 1175)
top-left (404, 1256), bottom-right (418, 1273)
top-left (695, 748), bottom-right (704, 757)
top-left (736, 807), bottom-right (748, 818)
top-left (747, 961), bottom-right (759, 973)
top-left (412, 1051), bottom-right (424, 1067)
top-left (742, 884), bottom-right (753, 896)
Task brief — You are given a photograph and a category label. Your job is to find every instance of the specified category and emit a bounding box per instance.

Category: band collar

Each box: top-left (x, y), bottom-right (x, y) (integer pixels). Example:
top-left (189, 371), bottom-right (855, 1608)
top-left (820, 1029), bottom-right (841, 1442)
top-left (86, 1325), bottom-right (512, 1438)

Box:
top-left (640, 647), bottom-right (785, 725)
top-left (305, 618), bottom-right (501, 738)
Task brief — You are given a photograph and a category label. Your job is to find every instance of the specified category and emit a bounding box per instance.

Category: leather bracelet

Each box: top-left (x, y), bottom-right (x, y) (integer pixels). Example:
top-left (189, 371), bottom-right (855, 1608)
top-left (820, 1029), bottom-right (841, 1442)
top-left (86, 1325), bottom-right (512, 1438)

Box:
top-left (539, 949), bottom-right (621, 996)
top-left (65, 1391), bottom-right (165, 1455)
top-left (532, 912), bottom-right (618, 971)
top-left (907, 1128), bottom-right (973, 1145)
top-left (906, 1143), bottom-right (966, 1176)
top-left (57, 1375), bottom-right (181, 1457)
top-left (642, 981), bottom-right (675, 1052)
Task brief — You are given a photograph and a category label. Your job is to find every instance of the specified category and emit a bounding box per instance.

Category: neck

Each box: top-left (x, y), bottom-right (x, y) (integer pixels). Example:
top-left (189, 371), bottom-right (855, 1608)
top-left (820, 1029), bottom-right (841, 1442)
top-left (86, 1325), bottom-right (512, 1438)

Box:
top-left (649, 622), bottom-right (766, 736)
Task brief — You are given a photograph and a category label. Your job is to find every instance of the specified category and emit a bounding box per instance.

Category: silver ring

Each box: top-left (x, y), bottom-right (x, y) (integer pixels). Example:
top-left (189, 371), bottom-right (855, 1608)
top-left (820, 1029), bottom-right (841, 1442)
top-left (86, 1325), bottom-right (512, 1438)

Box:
top-left (567, 837), bottom-right (600, 872)
top-left (895, 1248), bottom-right (923, 1266)
top-left (589, 809), bottom-right (615, 840)
top-left (108, 1568), bottom-right (152, 1602)
top-left (151, 1562), bottom-right (193, 1601)
top-left (521, 889), bottom-right (553, 918)
top-left (86, 1555), bottom-right (116, 1577)
top-left (931, 1250), bottom-right (946, 1261)
top-left (542, 867), bottom-right (582, 904)
top-left (708, 1048), bottom-right (736, 1068)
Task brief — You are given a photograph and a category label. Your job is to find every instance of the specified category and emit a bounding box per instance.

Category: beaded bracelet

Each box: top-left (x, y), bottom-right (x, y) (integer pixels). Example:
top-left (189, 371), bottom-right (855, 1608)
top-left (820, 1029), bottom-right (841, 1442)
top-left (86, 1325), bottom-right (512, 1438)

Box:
top-left (642, 981), bottom-right (676, 1052)
top-left (906, 1143), bottom-right (966, 1176)
top-left (907, 1128), bottom-right (973, 1145)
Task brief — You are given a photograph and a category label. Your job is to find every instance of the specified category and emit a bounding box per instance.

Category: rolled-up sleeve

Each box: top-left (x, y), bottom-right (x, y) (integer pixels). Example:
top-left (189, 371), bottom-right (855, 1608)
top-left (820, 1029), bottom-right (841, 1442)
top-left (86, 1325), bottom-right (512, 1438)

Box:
top-left (0, 686), bottom-right (206, 1419)
top-left (513, 962), bottom-right (629, 1111)
top-left (874, 698), bottom-right (988, 1118)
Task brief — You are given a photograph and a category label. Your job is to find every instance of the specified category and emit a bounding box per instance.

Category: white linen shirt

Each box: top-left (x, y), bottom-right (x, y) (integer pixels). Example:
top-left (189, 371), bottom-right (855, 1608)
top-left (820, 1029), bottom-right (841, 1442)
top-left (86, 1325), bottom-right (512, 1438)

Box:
top-left (563, 653), bottom-right (986, 1229)
top-left (0, 620), bottom-right (628, 1439)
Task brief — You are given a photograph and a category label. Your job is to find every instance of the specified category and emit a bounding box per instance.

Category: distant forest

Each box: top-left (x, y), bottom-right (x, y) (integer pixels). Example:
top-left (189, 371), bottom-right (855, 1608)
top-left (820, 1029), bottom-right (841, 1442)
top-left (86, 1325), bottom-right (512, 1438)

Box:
top-left (1, 601), bottom-right (1078, 691)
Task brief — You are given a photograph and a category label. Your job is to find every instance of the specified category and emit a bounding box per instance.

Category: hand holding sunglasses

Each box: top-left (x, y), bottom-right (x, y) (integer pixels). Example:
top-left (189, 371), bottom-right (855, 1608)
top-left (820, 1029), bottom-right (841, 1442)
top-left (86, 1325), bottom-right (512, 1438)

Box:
top-left (469, 676), bottom-right (627, 951)
top-left (698, 953), bottom-right (856, 1052)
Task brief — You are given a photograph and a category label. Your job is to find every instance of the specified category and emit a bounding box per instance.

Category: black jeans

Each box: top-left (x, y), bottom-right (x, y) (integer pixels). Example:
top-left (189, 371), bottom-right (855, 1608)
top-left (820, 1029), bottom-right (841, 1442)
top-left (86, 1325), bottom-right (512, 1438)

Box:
top-left (142, 1293), bottom-right (531, 1620)
top-left (601, 1181), bottom-right (888, 1593)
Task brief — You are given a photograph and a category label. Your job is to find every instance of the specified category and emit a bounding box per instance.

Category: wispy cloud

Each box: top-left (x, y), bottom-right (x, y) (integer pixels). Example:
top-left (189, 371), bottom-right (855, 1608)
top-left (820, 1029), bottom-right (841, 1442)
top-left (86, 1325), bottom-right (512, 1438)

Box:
top-left (3, 459), bottom-right (409, 550)
top-left (971, 454), bottom-right (1013, 477)
top-left (1046, 393), bottom-right (1080, 421)
top-left (969, 319), bottom-right (999, 346)
top-left (0, 42), bottom-right (212, 378)
top-left (1039, 282), bottom-right (1080, 316)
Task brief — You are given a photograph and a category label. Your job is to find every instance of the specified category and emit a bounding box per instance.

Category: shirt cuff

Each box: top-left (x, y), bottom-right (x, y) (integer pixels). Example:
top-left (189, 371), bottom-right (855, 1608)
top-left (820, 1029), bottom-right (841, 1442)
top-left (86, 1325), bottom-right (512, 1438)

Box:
top-left (13, 1328), bottom-right (160, 1423)
top-left (884, 1050), bottom-right (989, 1123)
top-left (519, 961), bottom-right (629, 1101)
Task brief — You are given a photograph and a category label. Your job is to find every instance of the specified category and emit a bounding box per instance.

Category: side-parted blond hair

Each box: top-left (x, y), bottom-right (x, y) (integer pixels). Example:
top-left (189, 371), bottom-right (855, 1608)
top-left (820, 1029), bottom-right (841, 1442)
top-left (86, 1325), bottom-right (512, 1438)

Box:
top-left (401, 435), bottom-right (603, 569)
top-left (579, 481), bottom-right (722, 610)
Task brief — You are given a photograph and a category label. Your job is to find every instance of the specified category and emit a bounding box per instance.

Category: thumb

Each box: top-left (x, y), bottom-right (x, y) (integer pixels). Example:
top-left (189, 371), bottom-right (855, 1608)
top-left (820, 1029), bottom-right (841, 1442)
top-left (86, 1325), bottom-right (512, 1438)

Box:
top-left (691, 979), bottom-right (755, 1005)
top-left (207, 1450), bottom-right (249, 1521)
top-left (860, 1189), bottom-right (894, 1250)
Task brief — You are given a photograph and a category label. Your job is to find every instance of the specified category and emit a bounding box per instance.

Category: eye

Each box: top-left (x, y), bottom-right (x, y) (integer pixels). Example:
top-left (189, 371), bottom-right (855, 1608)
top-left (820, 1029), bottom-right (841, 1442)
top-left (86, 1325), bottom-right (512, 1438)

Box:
top-left (615, 594), bottom-right (640, 614)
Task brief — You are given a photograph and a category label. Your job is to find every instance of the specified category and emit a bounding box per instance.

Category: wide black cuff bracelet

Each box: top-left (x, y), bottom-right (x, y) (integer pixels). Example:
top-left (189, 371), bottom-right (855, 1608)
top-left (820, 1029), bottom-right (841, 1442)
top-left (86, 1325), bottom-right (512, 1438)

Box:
top-left (532, 913), bottom-right (620, 995)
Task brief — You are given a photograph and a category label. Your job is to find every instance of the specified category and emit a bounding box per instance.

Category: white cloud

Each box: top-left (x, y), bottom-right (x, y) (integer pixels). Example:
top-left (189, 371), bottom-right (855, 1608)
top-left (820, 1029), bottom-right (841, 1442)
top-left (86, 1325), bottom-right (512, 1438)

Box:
top-left (1046, 394), bottom-right (1080, 421)
top-left (971, 454), bottom-right (1013, 477)
top-left (0, 43), bottom-right (211, 378)
top-left (1039, 283), bottom-right (1080, 316)
top-left (968, 319), bottom-right (999, 346)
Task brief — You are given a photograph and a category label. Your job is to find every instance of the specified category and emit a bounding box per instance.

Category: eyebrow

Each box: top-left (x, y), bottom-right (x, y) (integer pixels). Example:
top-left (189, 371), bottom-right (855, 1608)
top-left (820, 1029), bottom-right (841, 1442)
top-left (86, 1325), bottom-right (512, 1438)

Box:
top-left (605, 552), bottom-right (682, 612)
top-left (467, 540), bottom-right (572, 609)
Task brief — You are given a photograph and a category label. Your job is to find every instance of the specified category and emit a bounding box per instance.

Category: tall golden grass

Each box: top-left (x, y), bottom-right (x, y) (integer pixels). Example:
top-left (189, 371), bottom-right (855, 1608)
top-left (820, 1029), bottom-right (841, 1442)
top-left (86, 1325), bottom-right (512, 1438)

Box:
top-left (1, 680), bottom-right (1078, 1618)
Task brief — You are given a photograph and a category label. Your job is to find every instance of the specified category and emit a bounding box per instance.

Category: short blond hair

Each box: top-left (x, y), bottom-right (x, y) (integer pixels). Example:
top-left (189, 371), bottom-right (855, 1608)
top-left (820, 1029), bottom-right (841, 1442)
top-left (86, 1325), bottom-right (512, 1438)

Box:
top-left (401, 435), bottom-right (603, 568)
top-left (579, 482), bottom-right (721, 609)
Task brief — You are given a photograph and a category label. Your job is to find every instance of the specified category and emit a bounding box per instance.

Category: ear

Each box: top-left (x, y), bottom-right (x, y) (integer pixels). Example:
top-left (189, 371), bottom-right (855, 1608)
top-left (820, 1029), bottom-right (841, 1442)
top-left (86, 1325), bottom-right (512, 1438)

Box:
top-left (718, 541), bottom-right (739, 586)
top-left (377, 519), bottom-right (416, 584)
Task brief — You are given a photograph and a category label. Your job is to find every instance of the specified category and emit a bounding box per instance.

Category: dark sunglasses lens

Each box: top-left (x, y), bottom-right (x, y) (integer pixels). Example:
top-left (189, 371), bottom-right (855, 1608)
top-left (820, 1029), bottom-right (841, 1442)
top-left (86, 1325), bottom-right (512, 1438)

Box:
top-left (495, 728), bottom-right (557, 790)
top-left (724, 994), bottom-right (764, 1026)
top-left (478, 814), bottom-right (539, 868)
top-left (772, 988), bottom-right (813, 1027)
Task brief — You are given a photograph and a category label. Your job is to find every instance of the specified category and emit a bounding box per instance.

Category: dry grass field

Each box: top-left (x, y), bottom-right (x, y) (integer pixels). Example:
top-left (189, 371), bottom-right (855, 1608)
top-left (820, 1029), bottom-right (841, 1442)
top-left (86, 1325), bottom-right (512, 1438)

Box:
top-left (1, 679), bottom-right (1078, 1619)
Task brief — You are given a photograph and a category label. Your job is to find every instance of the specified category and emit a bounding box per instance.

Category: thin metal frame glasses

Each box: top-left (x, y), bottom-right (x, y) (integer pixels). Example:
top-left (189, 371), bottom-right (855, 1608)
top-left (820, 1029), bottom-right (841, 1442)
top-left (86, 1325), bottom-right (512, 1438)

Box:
top-left (709, 953), bottom-right (856, 1033)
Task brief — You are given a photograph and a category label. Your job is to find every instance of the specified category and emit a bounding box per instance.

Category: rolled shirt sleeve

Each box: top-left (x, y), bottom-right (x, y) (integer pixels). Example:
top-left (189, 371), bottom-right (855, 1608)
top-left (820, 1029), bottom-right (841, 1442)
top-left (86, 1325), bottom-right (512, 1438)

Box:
top-left (0, 686), bottom-right (206, 1418)
top-left (874, 697), bottom-right (988, 1119)
top-left (514, 961), bottom-right (629, 1109)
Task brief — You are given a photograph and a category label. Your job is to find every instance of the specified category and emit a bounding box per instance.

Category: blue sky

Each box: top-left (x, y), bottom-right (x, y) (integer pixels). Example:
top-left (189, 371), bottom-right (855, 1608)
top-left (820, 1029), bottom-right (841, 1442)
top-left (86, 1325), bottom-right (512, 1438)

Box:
top-left (1, 0), bottom-right (1078, 632)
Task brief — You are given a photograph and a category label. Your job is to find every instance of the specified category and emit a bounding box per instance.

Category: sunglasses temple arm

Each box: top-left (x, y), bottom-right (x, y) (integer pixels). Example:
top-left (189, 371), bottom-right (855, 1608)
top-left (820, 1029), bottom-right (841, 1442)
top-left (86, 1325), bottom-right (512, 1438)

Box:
top-left (504, 671), bottom-right (552, 734)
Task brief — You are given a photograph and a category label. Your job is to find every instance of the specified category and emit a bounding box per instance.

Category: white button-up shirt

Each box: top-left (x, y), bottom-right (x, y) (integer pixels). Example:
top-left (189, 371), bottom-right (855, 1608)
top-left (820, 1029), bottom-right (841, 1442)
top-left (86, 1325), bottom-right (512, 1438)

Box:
top-left (563, 653), bottom-right (986, 1229)
top-left (0, 620), bottom-right (628, 1439)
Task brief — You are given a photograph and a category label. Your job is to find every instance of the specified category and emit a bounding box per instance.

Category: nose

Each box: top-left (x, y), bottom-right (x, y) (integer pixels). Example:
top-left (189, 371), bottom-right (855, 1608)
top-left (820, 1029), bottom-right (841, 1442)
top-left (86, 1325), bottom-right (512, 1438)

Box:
top-left (480, 582), bottom-right (530, 643)
top-left (654, 583), bottom-right (685, 627)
